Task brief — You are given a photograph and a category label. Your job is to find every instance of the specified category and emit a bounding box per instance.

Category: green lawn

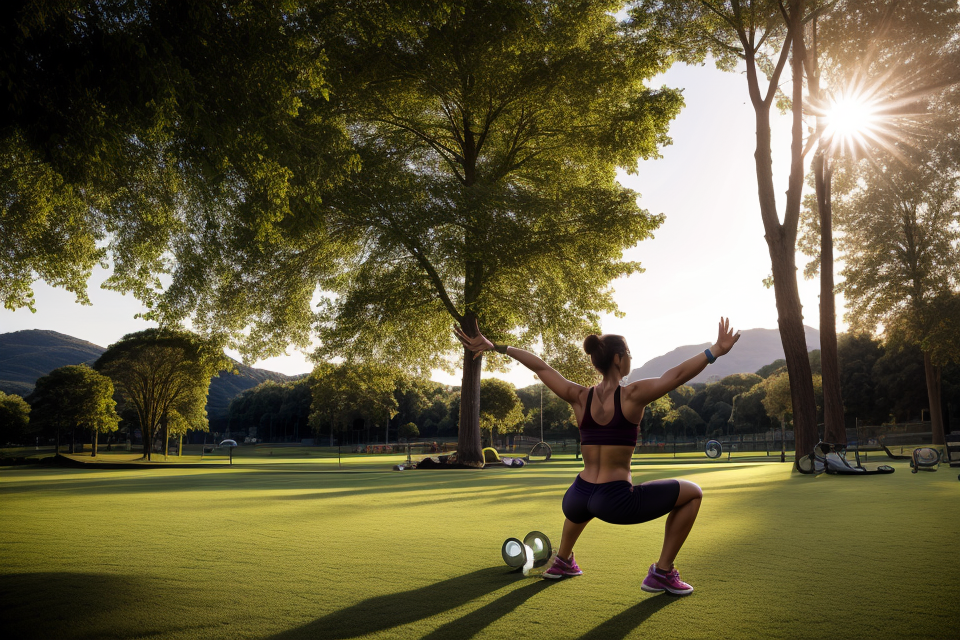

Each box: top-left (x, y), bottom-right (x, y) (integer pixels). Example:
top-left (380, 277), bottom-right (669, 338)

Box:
top-left (1, 453), bottom-right (957, 639)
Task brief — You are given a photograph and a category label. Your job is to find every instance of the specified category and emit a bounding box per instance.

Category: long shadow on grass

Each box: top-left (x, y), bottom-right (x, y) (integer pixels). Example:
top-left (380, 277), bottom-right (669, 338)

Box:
top-left (0, 571), bottom-right (211, 640)
top-left (267, 567), bottom-right (551, 640)
top-left (577, 594), bottom-right (679, 640)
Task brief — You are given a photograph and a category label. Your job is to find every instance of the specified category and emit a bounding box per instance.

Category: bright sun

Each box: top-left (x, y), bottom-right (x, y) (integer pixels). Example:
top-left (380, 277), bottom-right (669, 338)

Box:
top-left (826, 97), bottom-right (875, 137)
top-left (821, 90), bottom-right (886, 156)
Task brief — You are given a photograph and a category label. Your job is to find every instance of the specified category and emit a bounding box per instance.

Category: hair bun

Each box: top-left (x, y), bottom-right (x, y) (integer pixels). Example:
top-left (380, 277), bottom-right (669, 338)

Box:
top-left (583, 334), bottom-right (602, 356)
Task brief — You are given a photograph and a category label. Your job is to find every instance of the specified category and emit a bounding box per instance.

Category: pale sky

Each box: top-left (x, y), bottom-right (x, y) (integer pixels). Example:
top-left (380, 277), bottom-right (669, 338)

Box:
top-left (1, 62), bottom-right (846, 387)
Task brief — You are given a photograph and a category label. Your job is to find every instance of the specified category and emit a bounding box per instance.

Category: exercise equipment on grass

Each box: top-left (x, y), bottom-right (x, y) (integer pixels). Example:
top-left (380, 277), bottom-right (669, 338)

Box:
top-left (797, 441), bottom-right (893, 475)
top-left (501, 531), bottom-right (554, 576)
top-left (910, 447), bottom-right (940, 473)
top-left (528, 442), bottom-right (552, 461)
top-left (705, 440), bottom-right (722, 459)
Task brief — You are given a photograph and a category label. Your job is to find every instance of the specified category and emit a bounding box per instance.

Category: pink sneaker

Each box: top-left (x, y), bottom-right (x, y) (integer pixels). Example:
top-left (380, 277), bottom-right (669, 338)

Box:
top-left (641, 563), bottom-right (694, 595)
top-left (541, 553), bottom-right (583, 579)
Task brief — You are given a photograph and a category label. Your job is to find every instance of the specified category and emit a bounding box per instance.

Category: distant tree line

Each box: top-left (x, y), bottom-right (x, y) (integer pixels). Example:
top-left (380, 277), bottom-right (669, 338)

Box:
top-left (0, 329), bottom-right (228, 460)
top-left (3, 330), bottom-right (958, 451)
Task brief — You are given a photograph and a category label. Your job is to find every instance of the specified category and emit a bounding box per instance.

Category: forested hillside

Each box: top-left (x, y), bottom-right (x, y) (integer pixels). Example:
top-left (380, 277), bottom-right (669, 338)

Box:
top-left (0, 330), bottom-right (293, 418)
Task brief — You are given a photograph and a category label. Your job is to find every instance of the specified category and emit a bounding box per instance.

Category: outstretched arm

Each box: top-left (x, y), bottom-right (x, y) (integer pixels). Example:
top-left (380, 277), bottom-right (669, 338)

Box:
top-left (627, 317), bottom-right (741, 406)
top-left (453, 322), bottom-right (583, 405)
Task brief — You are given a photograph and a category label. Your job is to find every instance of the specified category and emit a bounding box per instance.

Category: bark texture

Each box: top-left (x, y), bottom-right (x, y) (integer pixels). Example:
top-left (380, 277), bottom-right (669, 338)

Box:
top-left (923, 351), bottom-right (945, 445)
top-left (815, 153), bottom-right (846, 444)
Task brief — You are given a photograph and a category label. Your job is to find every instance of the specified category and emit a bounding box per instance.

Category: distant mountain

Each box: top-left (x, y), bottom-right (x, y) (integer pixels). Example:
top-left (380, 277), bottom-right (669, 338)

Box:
top-left (0, 329), bottom-right (297, 418)
top-left (0, 330), bottom-right (103, 396)
top-left (626, 326), bottom-right (821, 384)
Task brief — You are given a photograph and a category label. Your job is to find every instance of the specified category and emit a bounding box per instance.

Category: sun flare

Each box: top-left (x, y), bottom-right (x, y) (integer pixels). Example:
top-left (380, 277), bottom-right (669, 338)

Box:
top-left (821, 91), bottom-right (884, 156)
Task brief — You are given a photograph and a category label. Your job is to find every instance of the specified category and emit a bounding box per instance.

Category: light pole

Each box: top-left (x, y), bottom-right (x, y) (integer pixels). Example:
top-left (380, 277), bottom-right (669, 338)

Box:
top-left (534, 374), bottom-right (543, 443)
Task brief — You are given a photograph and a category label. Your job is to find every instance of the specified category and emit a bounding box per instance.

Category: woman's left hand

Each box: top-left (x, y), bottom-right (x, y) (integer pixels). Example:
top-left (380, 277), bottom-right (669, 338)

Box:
top-left (454, 319), bottom-right (495, 359)
top-left (714, 317), bottom-right (741, 356)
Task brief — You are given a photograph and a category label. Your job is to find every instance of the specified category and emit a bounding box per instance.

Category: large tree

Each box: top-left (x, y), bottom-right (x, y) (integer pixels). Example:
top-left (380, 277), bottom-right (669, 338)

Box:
top-left (94, 329), bottom-right (229, 460)
top-left (27, 365), bottom-right (119, 456)
top-left (306, 1), bottom-right (680, 465)
top-left (630, 0), bottom-right (821, 461)
top-left (831, 159), bottom-right (960, 444)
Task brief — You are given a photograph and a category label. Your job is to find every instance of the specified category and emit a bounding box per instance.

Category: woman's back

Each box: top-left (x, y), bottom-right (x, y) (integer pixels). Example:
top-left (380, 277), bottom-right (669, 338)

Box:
top-left (575, 384), bottom-right (644, 483)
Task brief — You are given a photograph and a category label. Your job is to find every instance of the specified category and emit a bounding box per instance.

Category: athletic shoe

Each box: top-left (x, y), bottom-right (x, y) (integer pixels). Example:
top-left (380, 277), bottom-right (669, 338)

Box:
top-left (541, 553), bottom-right (583, 579)
top-left (641, 563), bottom-right (694, 595)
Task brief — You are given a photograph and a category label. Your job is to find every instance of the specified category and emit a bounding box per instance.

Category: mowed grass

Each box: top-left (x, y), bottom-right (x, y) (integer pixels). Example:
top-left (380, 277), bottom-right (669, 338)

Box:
top-left (1, 454), bottom-right (958, 640)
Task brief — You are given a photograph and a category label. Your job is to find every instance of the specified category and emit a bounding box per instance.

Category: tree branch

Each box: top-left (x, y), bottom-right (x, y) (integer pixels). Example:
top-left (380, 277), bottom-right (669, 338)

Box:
top-left (763, 26), bottom-right (793, 107)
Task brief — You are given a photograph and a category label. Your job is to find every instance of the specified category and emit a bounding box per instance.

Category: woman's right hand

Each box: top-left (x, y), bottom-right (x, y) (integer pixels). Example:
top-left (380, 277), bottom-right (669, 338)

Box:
top-left (453, 319), bottom-right (495, 359)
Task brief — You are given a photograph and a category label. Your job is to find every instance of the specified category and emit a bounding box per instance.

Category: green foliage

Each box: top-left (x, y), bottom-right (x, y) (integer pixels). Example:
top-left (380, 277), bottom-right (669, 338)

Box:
top-left (664, 405), bottom-right (705, 439)
top-left (837, 333), bottom-right (886, 425)
top-left (667, 385), bottom-right (696, 408)
top-left (399, 422), bottom-right (420, 441)
top-left (641, 394), bottom-right (673, 437)
top-left (516, 383), bottom-right (576, 438)
top-left (94, 329), bottom-right (229, 459)
top-left (0, 391), bottom-right (32, 445)
top-left (761, 371), bottom-right (793, 422)
top-left (756, 358), bottom-right (787, 379)
top-left (729, 383), bottom-right (772, 434)
top-left (309, 363), bottom-right (399, 444)
top-left (629, 0), bottom-right (791, 73)
top-left (228, 379), bottom-right (312, 443)
top-left (479, 379), bottom-right (523, 437)
top-left (761, 370), bottom-right (823, 424)
top-left (27, 365), bottom-right (119, 441)
top-left (833, 159), bottom-right (960, 352)
top-left (871, 341), bottom-right (929, 423)
top-left (2, 1), bottom-right (352, 319)
top-left (311, 1), bottom-right (681, 379)
top-left (756, 352), bottom-right (820, 379)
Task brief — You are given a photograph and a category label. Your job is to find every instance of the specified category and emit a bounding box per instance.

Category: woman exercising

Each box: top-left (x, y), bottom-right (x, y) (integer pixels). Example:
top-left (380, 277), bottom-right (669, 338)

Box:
top-left (455, 318), bottom-right (740, 595)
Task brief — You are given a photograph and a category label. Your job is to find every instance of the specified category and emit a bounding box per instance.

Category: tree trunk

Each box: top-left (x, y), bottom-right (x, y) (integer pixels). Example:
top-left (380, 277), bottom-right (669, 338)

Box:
top-left (178, 433), bottom-right (182, 457)
top-left (815, 153), bottom-right (846, 445)
top-left (92, 429), bottom-right (98, 457)
top-left (923, 351), bottom-right (945, 445)
top-left (69, 427), bottom-right (75, 454)
top-left (457, 313), bottom-right (484, 467)
top-left (749, 44), bottom-right (819, 462)
top-left (161, 414), bottom-right (169, 461)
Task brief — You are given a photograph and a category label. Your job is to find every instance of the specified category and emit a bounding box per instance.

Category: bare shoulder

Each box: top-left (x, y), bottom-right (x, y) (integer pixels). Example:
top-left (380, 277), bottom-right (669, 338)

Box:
top-left (622, 378), bottom-right (661, 406)
top-left (569, 383), bottom-right (591, 408)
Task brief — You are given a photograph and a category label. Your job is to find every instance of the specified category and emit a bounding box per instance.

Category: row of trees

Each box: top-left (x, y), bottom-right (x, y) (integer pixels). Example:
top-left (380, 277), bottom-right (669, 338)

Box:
top-left (0, 329), bottom-right (229, 460)
top-left (4, 328), bottom-right (958, 452)
top-left (217, 333), bottom-right (960, 447)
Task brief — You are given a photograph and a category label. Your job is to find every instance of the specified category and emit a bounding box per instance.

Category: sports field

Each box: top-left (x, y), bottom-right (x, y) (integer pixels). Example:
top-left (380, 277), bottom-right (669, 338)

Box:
top-left (1, 452), bottom-right (957, 639)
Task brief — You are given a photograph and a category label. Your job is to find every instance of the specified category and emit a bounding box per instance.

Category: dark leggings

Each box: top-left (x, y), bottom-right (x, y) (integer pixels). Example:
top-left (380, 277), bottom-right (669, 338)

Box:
top-left (562, 474), bottom-right (681, 525)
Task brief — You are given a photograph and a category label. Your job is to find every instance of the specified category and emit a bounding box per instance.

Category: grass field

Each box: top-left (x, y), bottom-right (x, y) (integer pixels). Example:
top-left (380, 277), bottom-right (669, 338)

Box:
top-left (1, 452), bottom-right (958, 639)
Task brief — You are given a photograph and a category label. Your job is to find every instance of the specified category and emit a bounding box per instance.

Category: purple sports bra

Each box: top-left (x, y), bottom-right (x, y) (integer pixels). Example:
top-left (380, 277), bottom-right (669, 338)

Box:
top-left (578, 386), bottom-right (640, 447)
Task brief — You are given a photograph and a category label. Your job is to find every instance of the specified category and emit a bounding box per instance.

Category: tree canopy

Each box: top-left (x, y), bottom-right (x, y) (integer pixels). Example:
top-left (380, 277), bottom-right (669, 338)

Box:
top-left (0, 391), bottom-right (32, 446)
top-left (27, 365), bottom-right (119, 455)
top-left (2, 1), bottom-right (354, 319)
top-left (94, 329), bottom-right (229, 460)
top-left (479, 378), bottom-right (523, 443)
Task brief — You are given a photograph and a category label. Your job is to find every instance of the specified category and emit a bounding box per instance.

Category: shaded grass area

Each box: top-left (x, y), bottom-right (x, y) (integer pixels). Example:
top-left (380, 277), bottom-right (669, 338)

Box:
top-left (1, 457), bottom-right (958, 639)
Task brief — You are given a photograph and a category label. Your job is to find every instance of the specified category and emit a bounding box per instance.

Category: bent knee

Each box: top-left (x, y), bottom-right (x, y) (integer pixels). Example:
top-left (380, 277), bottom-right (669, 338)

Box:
top-left (677, 479), bottom-right (703, 503)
